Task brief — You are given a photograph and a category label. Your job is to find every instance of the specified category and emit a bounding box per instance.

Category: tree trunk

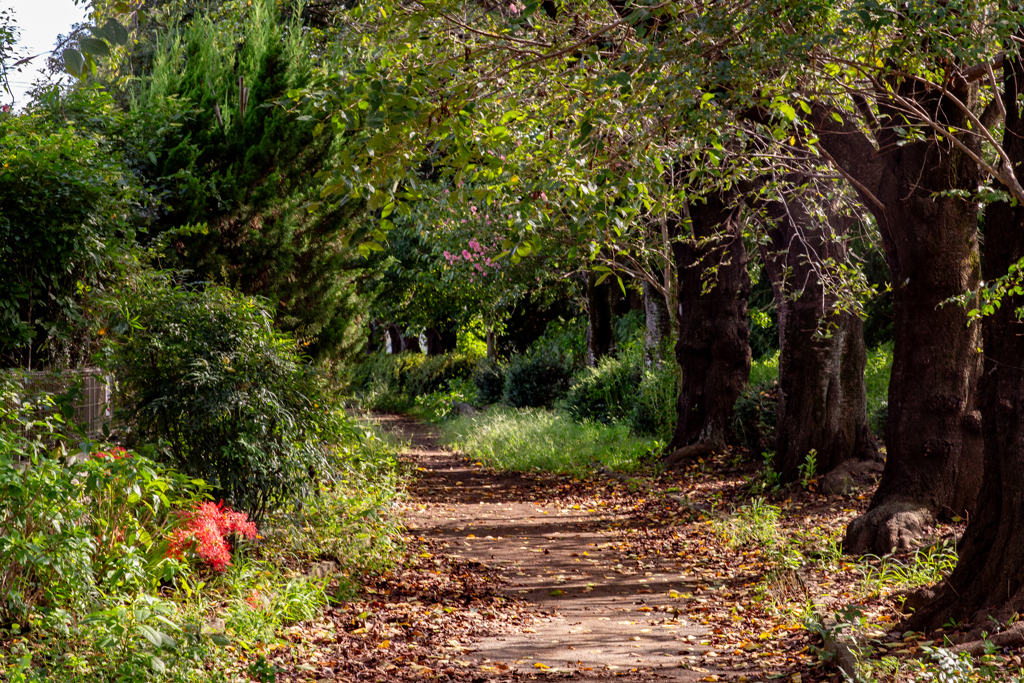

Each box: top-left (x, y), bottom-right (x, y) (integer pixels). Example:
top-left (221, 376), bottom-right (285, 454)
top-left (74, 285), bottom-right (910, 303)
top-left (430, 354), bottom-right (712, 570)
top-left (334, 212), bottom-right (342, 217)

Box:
top-left (401, 331), bottom-right (421, 353)
top-left (904, 51), bottom-right (1024, 637)
top-left (664, 194), bottom-right (751, 468)
top-left (586, 272), bottom-right (616, 366)
top-left (385, 325), bottom-right (402, 354)
top-left (643, 279), bottom-right (671, 367)
top-left (810, 95), bottom-right (985, 555)
top-left (367, 320), bottom-right (382, 354)
top-left (424, 327), bottom-right (458, 355)
top-left (757, 185), bottom-right (879, 483)
top-left (486, 327), bottom-right (496, 360)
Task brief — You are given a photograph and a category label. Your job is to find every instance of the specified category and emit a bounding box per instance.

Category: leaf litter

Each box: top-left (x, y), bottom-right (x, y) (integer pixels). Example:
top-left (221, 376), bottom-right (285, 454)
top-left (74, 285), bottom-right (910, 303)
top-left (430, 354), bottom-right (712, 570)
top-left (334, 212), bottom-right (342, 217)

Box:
top-left (266, 416), bottom-right (1004, 682)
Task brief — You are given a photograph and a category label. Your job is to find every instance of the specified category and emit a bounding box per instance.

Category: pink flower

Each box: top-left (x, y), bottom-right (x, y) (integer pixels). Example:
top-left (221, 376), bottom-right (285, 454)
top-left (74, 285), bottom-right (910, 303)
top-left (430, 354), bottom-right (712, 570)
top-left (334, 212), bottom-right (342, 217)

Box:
top-left (510, 3), bottom-right (519, 12)
top-left (462, 249), bottom-right (472, 260)
top-left (474, 263), bottom-right (483, 272)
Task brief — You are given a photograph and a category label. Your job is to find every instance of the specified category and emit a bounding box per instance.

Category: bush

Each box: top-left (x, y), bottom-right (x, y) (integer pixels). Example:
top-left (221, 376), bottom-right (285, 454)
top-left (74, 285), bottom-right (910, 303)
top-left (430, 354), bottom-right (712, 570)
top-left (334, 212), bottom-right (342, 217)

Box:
top-left (440, 407), bottom-right (662, 476)
top-left (271, 423), bottom-right (405, 576)
top-left (731, 380), bottom-right (779, 452)
top-left (865, 342), bottom-right (893, 440)
top-left (0, 374), bottom-right (205, 628)
top-left (107, 280), bottom-right (344, 521)
top-left (347, 351), bottom-right (479, 410)
top-left (503, 351), bottom-right (574, 408)
top-left (628, 361), bottom-right (680, 442)
top-left (473, 359), bottom-right (506, 404)
top-left (562, 350), bottom-right (642, 425)
top-left (407, 352), bottom-right (478, 396)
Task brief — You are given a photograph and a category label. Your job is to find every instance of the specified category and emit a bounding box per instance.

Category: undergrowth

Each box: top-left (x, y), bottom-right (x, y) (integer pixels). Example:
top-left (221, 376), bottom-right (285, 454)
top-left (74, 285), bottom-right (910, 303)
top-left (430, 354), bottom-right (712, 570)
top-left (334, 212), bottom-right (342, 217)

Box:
top-left (0, 372), bottom-right (407, 683)
top-left (439, 407), bottom-right (662, 476)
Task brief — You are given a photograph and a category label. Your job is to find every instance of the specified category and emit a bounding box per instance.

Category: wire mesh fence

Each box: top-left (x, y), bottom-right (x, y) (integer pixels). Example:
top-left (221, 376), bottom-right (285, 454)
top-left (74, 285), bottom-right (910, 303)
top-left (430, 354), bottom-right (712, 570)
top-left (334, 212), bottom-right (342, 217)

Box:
top-left (10, 368), bottom-right (113, 440)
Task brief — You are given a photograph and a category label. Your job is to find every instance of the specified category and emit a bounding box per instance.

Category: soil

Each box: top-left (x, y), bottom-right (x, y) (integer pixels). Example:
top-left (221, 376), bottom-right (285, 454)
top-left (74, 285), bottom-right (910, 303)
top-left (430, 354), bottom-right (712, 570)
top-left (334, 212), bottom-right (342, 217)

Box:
top-left (383, 414), bottom-right (726, 681)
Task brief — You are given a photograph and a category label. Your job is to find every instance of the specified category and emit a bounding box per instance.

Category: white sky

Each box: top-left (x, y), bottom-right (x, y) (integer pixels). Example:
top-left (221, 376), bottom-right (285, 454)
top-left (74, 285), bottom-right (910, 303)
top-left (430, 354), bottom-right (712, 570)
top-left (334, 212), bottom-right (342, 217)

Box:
top-left (5, 0), bottom-right (90, 107)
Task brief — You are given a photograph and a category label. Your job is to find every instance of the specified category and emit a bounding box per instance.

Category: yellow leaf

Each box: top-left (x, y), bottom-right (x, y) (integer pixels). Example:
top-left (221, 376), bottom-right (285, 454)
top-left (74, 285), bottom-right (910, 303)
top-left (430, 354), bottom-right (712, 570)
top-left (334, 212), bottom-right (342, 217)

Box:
top-left (379, 640), bottom-right (390, 648)
top-left (534, 662), bottom-right (550, 669)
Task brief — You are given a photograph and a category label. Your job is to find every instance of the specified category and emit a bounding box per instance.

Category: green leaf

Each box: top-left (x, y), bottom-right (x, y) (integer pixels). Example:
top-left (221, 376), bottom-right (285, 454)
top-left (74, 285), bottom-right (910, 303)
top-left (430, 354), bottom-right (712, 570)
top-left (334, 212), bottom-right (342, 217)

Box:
top-left (63, 48), bottom-right (85, 78)
top-left (102, 18), bottom-right (129, 46)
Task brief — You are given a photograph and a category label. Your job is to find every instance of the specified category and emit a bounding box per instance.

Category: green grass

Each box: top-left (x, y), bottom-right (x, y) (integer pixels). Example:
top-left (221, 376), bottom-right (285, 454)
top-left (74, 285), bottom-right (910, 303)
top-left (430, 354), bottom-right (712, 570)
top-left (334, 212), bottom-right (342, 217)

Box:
top-left (857, 540), bottom-right (958, 597)
top-left (439, 407), bottom-right (662, 476)
top-left (865, 341), bottom-right (893, 422)
top-left (749, 350), bottom-right (780, 387)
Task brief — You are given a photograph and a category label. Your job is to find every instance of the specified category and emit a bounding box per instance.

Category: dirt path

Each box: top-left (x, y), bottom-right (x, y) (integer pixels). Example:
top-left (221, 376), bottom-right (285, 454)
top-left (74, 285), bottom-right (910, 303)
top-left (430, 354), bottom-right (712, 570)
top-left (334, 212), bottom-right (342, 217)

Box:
top-left (382, 414), bottom-right (726, 681)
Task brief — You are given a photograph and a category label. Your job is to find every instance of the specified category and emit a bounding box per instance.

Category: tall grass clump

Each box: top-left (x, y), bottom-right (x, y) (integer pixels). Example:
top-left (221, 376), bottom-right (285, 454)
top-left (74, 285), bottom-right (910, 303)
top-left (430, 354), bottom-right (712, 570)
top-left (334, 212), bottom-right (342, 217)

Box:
top-left (440, 407), bottom-right (661, 476)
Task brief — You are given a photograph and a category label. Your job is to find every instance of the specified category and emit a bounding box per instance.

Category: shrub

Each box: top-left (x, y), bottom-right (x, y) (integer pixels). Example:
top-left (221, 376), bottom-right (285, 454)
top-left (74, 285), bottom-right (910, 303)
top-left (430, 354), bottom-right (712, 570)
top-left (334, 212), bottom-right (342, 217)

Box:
top-left (503, 351), bottom-right (574, 408)
top-left (865, 343), bottom-right (893, 440)
top-left (529, 317), bottom-right (588, 367)
top-left (272, 423), bottom-right (405, 576)
top-left (628, 361), bottom-right (680, 442)
top-left (731, 380), bottom-right (779, 452)
top-left (0, 376), bottom-right (205, 627)
top-left (407, 352), bottom-right (478, 396)
top-left (562, 350), bottom-right (642, 425)
top-left (347, 351), bottom-right (479, 410)
top-left (473, 359), bottom-right (506, 404)
top-left (413, 377), bottom-right (478, 423)
top-left (107, 280), bottom-right (343, 521)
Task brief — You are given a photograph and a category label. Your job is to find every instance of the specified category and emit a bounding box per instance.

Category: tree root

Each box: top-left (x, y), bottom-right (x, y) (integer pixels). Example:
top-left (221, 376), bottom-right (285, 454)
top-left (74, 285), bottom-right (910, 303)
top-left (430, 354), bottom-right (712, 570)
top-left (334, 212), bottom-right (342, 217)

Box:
top-left (843, 500), bottom-right (934, 555)
top-left (662, 441), bottom-right (720, 470)
top-left (944, 623), bottom-right (1024, 656)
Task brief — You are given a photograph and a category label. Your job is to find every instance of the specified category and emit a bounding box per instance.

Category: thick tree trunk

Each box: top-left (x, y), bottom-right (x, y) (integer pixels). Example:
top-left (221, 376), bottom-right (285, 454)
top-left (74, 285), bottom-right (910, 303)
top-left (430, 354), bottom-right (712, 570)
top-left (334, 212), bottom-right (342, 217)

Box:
top-left (664, 194), bottom-right (751, 468)
top-left (385, 325), bottom-right (402, 354)
top-left (811, 99), bottom-right (984, 555)
top-left (401, 331), bottom-right (421, 353)
top-left (643, 279), bottom-right (671, 366)
top-left (424, 327), bottom-right (458, 355)
top-left (586, 272), bottom-right (616, 366)
top-left (757, 187), bottom-right (879, 483)
top-left (904, 52), bottom-right (1024, 637)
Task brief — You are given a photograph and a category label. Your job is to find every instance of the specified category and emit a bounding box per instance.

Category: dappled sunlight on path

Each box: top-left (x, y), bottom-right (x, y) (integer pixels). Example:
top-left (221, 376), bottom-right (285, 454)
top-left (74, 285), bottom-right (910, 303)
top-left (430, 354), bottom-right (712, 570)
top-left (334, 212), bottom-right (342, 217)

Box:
top-left (382, 414), bottom-right (718, 681)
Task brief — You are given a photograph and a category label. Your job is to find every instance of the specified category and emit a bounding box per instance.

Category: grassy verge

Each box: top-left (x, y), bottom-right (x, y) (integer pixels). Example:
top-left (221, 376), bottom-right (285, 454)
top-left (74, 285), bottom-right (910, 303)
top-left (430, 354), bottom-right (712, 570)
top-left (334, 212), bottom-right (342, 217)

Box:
top-left (439, 406), bottom-right (662, 476)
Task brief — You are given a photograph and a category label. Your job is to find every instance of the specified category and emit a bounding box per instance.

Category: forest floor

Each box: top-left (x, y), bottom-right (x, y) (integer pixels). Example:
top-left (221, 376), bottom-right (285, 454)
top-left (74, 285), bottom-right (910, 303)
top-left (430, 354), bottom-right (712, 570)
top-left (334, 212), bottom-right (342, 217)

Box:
top-left (272, 414), bottom-right (972, 683)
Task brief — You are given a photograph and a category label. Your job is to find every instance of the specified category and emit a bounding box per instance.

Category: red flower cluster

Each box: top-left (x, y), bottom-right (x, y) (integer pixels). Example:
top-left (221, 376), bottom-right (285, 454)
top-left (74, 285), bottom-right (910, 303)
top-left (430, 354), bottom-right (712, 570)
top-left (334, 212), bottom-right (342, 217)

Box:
top-left (92, 446), bottom-right (132, 460)
top-left (166, 501), bottom-right (258, 571)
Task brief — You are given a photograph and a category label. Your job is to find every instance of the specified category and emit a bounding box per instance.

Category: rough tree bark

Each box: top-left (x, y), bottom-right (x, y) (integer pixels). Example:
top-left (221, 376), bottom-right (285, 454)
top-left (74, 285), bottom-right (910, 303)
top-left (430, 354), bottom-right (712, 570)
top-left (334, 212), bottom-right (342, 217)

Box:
top-left (586, 271), bottom-right (616, 366)
top-left (424, 327), bottom-right (458, 355)
top-left (643, 279), bottom-right (671, 366)
top-left (804, 86), bottom-right (986, 555)
top-left (904, 51), bottom-right (1024, 642)
top-left (663, 193), bottom-right (751, 469)
top-left (757, 182), bottom-right (879, 484)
